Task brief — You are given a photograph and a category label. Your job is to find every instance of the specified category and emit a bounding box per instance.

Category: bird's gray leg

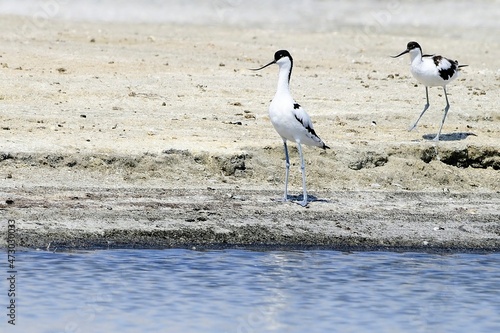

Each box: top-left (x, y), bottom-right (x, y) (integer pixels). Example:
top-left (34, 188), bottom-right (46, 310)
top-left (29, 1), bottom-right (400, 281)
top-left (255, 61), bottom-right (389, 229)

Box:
top-left (296, 143), bottom-right (308, 207)
top-left (433, 86), bottom-right (450, 141)
top-left (282, 139), bottom-right (290, 202)
top-left (409, 86), bottom-right (430, 131)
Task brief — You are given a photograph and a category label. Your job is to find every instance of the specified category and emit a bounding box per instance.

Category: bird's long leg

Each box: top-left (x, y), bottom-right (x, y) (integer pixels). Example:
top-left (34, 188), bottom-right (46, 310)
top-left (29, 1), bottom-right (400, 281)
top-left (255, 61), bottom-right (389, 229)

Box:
top-left (433, 86), bottom-right (450, 141)
top-left (409, 86), bottom-right (430, 131)
top-left (296, 143), bottom-right (308, 207)
top-left (282, 139), bottom-right (290, 202)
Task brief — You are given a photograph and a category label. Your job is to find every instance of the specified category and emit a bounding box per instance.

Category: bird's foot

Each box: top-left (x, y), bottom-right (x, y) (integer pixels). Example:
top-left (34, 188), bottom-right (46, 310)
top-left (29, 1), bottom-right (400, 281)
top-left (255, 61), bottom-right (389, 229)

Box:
top-left (295, 194), bottom-right (309, 207)
top-left (408, 124), bottom-right (417, 132)
top-left (296, 200), bottom-right (309, 207)
top-left (272, 195), bottom-right (289, 203)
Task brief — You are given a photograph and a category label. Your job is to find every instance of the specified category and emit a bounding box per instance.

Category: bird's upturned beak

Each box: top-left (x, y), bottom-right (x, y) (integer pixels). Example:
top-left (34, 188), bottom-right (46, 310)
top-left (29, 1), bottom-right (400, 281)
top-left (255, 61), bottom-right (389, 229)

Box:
top-left (250, 60), bottom-right (276, 71)
top-left (391, 49), bottom-right (409, 58)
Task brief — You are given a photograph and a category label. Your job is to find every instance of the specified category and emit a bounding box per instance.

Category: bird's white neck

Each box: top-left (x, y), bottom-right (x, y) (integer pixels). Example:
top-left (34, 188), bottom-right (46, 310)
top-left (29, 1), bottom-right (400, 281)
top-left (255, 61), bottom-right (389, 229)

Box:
top-left (276, 62), bottom-right (292, 96)
top-left (409, 48), bottom-right (422, 64)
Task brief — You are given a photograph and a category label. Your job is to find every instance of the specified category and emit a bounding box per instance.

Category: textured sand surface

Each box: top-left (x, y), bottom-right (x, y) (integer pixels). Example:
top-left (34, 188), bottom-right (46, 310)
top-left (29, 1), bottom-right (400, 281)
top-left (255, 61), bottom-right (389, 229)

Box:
top-left (1, 16), bottom-right (499, 250)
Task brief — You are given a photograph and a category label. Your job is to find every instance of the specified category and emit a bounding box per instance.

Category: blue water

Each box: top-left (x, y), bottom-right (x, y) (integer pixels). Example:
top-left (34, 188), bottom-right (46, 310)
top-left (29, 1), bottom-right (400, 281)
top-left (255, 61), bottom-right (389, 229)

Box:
top-left (2, 249), bottom-right (500, 332)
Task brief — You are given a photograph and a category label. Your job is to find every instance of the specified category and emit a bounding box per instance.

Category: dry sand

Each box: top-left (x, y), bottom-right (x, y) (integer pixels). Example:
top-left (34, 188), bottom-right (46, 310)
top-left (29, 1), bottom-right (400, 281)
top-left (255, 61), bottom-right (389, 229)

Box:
top-left (0, 16), bottom-right (499, 250)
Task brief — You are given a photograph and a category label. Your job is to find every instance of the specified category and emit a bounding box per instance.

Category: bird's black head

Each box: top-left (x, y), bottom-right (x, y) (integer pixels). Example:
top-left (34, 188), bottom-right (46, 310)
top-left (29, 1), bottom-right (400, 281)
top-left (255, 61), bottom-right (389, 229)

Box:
top-left (274, 50), bottom-right (292, 63)
top-left (251, 49), bottom-right (294, 75)
top-left (391, 41), bottom-right (422, 58)
top-left (406, 41), bottom-right (421, 51)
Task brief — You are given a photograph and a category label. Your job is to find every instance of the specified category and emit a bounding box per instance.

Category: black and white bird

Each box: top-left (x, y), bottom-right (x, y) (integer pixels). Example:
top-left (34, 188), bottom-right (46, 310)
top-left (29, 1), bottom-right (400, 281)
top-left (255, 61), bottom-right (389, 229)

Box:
top-left (252, 50), bottom-right (329, 207)
top-left (392, 41), bottom-right (467, 141)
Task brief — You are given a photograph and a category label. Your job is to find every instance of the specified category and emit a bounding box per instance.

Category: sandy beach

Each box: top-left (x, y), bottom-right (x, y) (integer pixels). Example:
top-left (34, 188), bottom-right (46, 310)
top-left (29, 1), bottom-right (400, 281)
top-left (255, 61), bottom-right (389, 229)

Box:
top-left (1, 13), bottom-right (499, 250)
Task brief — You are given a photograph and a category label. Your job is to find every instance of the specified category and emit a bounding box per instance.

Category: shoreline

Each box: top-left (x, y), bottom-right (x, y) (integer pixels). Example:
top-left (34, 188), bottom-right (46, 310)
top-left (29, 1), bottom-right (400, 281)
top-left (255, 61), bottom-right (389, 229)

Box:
top-left (2, 187), bottom-right (499, 251)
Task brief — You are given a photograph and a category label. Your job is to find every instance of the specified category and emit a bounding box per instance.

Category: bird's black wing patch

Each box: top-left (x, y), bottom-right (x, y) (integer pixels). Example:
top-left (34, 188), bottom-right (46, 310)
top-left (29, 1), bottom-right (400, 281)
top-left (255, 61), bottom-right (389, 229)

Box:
top-left (434, 55), bottom-right (458, 81)
top-left (294, 114), bottom-right (317, 136)
top-left (293, 109), bottom-right (330, 150)
top-left (432, 55), bottom-right (443, 66)
top-left (293, 103), bottom-right (301, 109)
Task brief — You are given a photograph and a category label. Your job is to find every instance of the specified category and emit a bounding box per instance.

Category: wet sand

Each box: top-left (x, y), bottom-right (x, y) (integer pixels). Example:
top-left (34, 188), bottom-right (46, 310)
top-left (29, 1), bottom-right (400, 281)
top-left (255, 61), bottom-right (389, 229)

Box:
top-left (1, 16), bottom-right (499, 250)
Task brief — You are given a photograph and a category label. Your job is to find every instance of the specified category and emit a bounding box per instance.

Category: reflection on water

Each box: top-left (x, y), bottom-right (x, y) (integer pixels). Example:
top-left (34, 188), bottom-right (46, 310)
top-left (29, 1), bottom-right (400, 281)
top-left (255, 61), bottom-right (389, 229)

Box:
top-left (2, 249), bottom-right (500, 332)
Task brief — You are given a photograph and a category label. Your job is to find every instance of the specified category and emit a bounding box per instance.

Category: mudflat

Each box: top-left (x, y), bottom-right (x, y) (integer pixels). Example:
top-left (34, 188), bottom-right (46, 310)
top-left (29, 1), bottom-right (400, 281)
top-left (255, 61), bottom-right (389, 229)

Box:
top-left (1, 16), bottom-right (499, 250)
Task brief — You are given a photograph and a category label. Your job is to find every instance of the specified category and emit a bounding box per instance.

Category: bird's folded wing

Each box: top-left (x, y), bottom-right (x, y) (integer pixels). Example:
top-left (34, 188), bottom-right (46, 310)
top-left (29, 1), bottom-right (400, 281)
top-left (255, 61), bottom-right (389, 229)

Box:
top-left (292, 104), bottom-right (318, 136)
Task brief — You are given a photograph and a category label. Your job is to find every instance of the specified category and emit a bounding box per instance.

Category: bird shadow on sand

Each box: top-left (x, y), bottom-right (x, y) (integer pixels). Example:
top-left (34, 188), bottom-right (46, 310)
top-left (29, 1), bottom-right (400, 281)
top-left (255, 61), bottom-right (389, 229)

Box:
top-left (272, 194), bottom-right (330, 206)
top-left (422, 132), bottom-right (477, 141)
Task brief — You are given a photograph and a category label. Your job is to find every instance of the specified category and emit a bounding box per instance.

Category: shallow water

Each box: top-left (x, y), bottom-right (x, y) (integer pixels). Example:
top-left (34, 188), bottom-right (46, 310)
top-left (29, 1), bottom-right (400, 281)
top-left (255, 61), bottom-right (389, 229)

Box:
top-left (2, 249), bottom-right (500, 332)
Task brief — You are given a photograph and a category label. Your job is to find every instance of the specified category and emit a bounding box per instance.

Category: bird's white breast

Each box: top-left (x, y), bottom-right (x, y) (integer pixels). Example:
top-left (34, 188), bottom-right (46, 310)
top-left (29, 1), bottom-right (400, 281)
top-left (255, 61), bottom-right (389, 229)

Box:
top-left (269, 95), bottom-right (300, 140)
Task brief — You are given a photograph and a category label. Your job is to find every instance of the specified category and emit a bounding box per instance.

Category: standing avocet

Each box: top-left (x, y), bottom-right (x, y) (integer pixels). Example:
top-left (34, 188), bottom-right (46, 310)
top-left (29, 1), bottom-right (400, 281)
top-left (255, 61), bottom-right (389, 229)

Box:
top-left (392, 41), bottom-right (467, 141)
top-left (252, 50), bottom-right (329, 207)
